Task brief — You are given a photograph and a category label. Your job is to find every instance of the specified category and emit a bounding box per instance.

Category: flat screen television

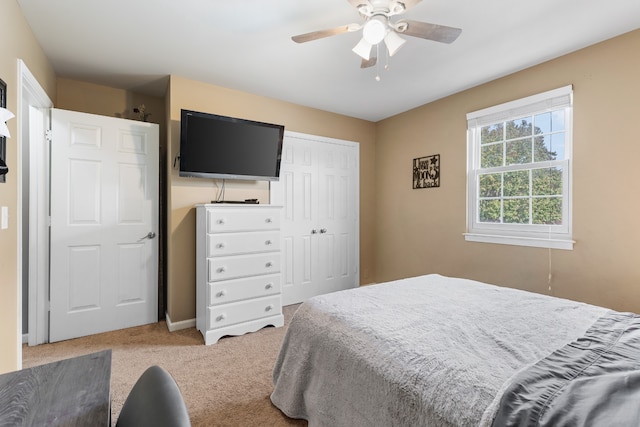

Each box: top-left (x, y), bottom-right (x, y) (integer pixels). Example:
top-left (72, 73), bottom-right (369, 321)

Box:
top-left (179, 109), bottom-right (284, 181)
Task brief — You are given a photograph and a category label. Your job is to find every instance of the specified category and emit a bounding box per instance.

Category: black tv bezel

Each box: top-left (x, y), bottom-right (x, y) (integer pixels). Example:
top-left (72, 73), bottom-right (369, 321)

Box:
top-left (179, 109), bottom-right (284, 182)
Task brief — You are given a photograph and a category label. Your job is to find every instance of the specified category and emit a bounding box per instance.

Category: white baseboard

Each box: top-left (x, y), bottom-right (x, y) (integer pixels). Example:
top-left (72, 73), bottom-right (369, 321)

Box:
top-left (165, 312), bottom-right (196, 332)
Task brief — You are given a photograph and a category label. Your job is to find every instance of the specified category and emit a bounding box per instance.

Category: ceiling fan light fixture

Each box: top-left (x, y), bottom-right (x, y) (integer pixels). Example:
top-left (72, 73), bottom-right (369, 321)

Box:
top-left (352, 37), bottom-right (372, 60)
top-left (384, 31), bottom-right (406, 56)
top-left (362, 17), bottom-right (387, 45)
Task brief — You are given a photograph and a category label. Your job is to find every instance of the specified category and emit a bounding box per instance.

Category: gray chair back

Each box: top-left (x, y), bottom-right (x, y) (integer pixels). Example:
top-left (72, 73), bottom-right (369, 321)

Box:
top-left (116, 365), bottom-right (191, 427)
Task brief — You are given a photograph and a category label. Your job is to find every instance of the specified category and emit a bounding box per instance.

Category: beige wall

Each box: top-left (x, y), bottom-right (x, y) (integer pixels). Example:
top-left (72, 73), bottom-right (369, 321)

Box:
top-left (57, 78), bottom-right (166, 126)
top-left (166, 75), bottom-right (377, 322)
top-left (375, 29), bottom-right (640, 313)
top-left (0, 0), bottom-right (56, 373)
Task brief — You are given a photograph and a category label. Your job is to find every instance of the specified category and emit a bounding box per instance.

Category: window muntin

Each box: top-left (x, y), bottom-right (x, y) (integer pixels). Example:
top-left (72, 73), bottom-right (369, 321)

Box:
top-left (466, 86), bottom-right (573, 249)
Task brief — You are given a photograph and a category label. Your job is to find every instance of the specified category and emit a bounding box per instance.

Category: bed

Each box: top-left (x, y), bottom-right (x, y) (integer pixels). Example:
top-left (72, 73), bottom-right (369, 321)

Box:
top-left (270, 274), bottom-right (640, 426)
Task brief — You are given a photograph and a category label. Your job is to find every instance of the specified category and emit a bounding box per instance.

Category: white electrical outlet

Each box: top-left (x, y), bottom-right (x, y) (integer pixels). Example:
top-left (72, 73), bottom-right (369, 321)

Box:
top-left (1, 206), bottom-right (8, 230)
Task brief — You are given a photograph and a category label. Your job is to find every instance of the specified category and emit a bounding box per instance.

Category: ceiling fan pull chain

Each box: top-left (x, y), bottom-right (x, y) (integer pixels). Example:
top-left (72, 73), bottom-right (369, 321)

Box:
top-left (375, 44), bottom-right (381, 81)
top-left (385, 41), bottom-right (391, 71)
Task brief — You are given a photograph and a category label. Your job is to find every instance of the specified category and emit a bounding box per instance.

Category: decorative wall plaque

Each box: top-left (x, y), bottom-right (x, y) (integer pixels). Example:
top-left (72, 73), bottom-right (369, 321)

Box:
top-left (413, 154), bottom-right (440, 189)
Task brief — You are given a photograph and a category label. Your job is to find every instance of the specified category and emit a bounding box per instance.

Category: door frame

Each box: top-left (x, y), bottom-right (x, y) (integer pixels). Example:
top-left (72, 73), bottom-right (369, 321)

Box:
top-left (18, 59), bottom-right (53, 352)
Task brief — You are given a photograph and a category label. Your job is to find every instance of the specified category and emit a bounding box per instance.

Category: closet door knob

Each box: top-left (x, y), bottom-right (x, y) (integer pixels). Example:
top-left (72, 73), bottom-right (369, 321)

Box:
top-left (320, 228), bottom-right (327, 234)
top-left (311, 229), bottom-right (318, 234)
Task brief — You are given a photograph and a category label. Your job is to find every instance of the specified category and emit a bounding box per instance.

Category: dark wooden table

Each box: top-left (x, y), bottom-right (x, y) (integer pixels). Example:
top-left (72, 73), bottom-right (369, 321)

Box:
top-left (0, 349), bottom-right (111, 426)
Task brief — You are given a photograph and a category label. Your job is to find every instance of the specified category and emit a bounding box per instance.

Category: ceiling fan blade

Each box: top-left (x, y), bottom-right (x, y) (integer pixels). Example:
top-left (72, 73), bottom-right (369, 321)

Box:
top-left (292, 25), bottom-right (353, 43)
top-left (361, 45), bottom-right (377, 68)
top-left (400, 20), bottom-right (462, 44)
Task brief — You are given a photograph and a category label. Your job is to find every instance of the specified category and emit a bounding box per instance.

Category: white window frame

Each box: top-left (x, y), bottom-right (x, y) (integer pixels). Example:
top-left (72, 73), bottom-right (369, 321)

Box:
top-left (465, 85), bottom-right (574, 250)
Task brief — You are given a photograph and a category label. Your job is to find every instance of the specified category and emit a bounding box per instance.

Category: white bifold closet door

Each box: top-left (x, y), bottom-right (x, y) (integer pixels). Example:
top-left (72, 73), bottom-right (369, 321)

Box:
top-left (49, 109), bottom-right (158, 342)
top-left (271, 132), bottom-right (359, 305)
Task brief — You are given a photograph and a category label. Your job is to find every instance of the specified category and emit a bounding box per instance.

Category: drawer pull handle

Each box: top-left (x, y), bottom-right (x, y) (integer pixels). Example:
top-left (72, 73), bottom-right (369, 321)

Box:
top-left (216, 243), bottom-right (225, 249)
top-left (265, 240), bottom-right (272, 246)
top-left (265, 218), bottom-right (272, 223)
top-left (217, 290), bottom-right (226, 298)
top-left (265, 283), bottom-right (273, 290)
top-left (265, 262), bottom-right (273, 268)
top-left (217, 219), bottom-right (225, 225)
top-left (265, 304), bottom-right (274, 312)
top-left (216, 314), bottom-right (226, 322)
top-left (217, 267), bottom-right (226, 273)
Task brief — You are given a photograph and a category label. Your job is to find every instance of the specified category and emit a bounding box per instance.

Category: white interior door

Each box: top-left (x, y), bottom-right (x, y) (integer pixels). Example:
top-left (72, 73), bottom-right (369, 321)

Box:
top-left (272, 132), bottom-right (359, 305)
top-left (49, 109), bottom-right (158, 342)
top-left (274, 135), bottom-right (319, 304)
top-left (317, 142), bottom-right (359, 295)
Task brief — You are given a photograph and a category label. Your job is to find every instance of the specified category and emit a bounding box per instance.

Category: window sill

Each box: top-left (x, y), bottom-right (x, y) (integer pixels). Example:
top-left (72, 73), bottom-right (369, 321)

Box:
top-left (463, 233), bottom-right (574, 250)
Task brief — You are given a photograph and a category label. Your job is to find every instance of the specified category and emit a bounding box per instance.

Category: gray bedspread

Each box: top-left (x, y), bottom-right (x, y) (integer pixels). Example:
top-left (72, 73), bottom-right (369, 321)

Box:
top-left (490, 310), bottom-right (640, 426)
top-left (270, 274), bottom-right (606, 427)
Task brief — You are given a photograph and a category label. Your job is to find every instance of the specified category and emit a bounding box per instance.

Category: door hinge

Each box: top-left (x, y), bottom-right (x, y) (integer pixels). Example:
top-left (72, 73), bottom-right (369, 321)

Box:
top-left (45, 129), bottom-right (52, 142)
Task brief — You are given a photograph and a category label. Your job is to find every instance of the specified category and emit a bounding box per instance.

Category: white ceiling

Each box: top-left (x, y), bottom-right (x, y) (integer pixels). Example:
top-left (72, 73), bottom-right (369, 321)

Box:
top-left (16, 0), bottom-right (640, 122)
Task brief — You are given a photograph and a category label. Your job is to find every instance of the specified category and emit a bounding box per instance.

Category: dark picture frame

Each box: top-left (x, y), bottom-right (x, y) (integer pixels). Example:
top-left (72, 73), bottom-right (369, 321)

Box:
top-left (413, 154), bottom-right (440, 189)
top-left (0, 78), bottom-right (6, 184)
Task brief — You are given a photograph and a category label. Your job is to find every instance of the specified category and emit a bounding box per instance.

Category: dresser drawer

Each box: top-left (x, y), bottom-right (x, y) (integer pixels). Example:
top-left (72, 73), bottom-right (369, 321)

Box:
top-left (208, 253), bottom-right (280, 281)
top-left (208, 274), bottom-right (280, 306)
top-left (207, 208), bottom-right (280, 233)
top-left (207, 231), bottom-right (280, 257)
top-left (207, 295), bottom-right (281, 330)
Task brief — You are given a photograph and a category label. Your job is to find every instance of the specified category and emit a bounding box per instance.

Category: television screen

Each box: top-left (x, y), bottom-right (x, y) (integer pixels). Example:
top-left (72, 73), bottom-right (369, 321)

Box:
top-left (179, 109), bottom-right (284, 181)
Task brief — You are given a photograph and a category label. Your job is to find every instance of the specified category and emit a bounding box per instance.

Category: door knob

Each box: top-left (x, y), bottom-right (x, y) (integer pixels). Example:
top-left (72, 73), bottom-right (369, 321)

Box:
top-left (320, 228), bottom-right (327, 234)
top-left (311, 229), bottom-right (318, 234)
top-left (139, 231), bottom-right (156, 241)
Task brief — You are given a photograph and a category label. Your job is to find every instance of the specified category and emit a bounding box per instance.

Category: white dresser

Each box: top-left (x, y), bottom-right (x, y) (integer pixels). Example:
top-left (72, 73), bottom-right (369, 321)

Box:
top-left (196, 204), bottom-right (284, 345)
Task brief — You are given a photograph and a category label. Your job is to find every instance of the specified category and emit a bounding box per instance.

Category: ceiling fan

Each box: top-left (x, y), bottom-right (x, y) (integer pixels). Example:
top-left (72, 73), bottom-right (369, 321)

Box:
top-left (292, 0), bottom-right (462, 70)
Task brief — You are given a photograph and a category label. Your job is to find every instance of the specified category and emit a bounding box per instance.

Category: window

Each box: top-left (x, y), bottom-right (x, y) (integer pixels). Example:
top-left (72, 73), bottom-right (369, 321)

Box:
top-left (465, 85), bottom-right (574, 250)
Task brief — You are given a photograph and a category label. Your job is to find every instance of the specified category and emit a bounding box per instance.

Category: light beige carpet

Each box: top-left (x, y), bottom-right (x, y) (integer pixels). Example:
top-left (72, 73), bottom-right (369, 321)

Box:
top-left (22, 304), bottom-right (307, 427)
